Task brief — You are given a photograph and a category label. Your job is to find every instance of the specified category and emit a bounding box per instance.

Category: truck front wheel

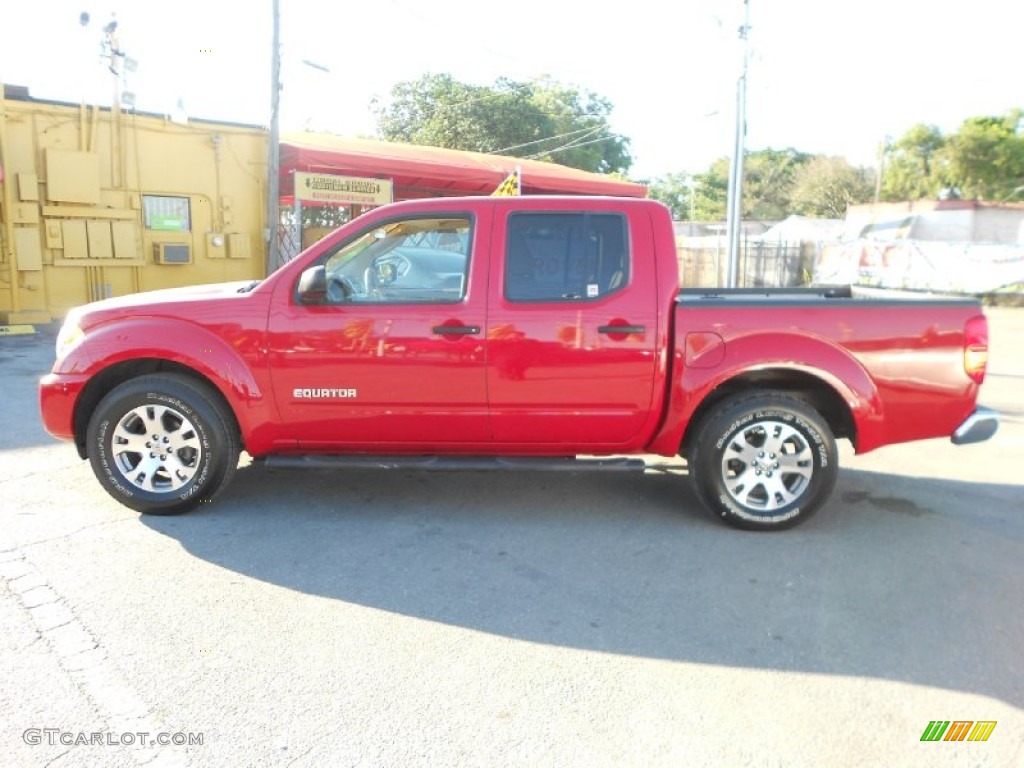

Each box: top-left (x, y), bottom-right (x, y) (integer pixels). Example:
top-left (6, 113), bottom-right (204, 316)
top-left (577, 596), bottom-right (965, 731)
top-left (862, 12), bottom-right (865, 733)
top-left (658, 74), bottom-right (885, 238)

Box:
top-left (688, 393), bottom-right (838, 530)
top-left (86, 374), bottom-right (240, 515)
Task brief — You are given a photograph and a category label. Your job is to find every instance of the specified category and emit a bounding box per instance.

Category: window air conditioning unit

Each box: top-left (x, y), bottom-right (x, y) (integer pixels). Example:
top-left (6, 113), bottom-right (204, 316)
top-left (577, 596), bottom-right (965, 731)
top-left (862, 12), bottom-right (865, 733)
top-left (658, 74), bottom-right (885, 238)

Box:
top-left (153, 243), bottom-right (191, 264)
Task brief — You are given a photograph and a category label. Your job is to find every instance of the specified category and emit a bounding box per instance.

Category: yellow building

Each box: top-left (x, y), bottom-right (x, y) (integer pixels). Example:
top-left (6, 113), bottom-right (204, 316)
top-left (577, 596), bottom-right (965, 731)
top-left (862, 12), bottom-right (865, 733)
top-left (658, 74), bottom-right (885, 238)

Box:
top-left (0, 85), bottom-right (268, 323)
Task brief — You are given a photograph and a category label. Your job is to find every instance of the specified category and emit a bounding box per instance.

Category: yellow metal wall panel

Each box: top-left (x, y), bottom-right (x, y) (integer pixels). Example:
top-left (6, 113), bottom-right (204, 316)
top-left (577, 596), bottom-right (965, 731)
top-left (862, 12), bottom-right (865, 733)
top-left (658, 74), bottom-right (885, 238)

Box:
top-left (112, 221), bottom-right (139, 259)
top-left (227, 232), bottom-right (250, 259)
top-left (87, 221), bottom-right (114, 259)
top-left (17, 173), bottom-right (39, 201)
top-left (3, 119), bottom-right (37, 176)
top-left (44, 221), bottom-right (64, 249)
top-left (45, 150), bottom-right (101, 204)
top-left (41, 206), bottom-right (135, 220)
top-left (14, 229), bottom-right (44, 271)
top-left (12, 203), bottom-right (39, 224)
top-left (62, 220), bottom-right (89, 259)
top-left (2, 95), bottom-right (267, 321)
top-left (42, 267), bottom-right (89, 315)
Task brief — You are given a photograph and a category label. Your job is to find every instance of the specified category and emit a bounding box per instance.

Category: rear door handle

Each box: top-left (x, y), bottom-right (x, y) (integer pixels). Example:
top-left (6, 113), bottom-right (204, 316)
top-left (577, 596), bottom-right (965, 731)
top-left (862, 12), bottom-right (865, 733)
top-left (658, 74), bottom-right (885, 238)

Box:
top-left (433, 325), bottom-right (480, 335)
top-left (598, 324), bottom-right (645, 334)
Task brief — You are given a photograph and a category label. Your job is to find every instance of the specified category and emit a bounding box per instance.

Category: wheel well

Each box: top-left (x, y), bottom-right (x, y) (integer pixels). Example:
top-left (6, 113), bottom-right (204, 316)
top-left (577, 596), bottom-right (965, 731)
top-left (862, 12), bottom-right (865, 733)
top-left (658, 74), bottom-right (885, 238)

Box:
top-left (680, 369), bottom-right (856, 458)
top-left (72, 359), bottom-right (242, 459)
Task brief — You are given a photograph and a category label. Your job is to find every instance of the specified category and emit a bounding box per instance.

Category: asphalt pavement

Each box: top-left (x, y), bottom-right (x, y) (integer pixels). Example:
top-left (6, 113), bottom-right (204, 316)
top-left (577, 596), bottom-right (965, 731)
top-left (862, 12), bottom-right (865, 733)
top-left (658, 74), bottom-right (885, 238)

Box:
top-left (1, 310), bottom-right (1022, 767)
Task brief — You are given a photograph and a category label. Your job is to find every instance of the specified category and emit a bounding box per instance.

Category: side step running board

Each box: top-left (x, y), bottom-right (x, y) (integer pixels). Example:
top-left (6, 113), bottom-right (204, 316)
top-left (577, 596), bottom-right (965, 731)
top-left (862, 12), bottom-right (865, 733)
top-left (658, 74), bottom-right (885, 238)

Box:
top-left (264, 455), bottom-right (648, 472)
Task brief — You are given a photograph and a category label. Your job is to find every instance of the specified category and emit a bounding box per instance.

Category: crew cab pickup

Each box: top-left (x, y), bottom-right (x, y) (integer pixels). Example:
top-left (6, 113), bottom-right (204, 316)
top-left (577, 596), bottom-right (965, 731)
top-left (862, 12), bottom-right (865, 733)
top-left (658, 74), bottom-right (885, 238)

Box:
top-left (39, 196), bottom-right (997, 530)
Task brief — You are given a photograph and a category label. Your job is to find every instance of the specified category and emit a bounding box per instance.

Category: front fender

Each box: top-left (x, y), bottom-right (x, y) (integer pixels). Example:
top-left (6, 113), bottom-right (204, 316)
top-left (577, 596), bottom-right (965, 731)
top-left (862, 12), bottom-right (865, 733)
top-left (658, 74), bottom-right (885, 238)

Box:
top-left (58, 317), bottom-right (273, 450)
top-left (648, 331), bottom-right (886, 455)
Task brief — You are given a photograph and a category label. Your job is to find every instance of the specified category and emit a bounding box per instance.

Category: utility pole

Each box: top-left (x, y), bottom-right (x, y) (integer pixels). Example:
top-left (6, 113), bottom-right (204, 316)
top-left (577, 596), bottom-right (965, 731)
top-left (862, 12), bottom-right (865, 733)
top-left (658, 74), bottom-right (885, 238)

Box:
top-left (725, 0), bottom-right (750, 288)
top-left (874, 135), bottom-right (890, 204)
top-left (266, 0), bottom-right (282, 275)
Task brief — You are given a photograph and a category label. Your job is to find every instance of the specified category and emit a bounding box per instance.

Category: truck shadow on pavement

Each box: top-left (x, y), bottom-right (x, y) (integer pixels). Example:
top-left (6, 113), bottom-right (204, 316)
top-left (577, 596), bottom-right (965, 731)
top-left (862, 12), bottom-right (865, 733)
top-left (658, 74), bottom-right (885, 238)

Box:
top-left (142, 463), bottom-right (1023, 708)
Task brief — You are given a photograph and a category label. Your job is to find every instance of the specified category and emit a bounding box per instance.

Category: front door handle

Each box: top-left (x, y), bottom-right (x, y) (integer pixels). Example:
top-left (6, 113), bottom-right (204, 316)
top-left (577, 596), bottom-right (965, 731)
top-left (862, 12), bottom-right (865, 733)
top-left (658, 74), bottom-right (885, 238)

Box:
top-left (598, 324), bottom-right (645, 335)
top-left (433, 324), bottom-right (480, 335)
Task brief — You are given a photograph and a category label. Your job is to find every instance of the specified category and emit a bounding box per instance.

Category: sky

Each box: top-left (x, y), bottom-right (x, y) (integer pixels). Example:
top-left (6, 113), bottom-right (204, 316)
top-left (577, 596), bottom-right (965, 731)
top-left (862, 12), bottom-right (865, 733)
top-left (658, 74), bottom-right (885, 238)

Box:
top-left (1, 0), bottom-right (1021, 181)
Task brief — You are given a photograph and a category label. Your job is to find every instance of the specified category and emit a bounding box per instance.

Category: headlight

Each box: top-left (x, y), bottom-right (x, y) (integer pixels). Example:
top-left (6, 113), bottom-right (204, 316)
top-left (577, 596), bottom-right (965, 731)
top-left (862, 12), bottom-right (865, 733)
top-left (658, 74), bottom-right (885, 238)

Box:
top-left (55, 318), bottom-right (85, 360)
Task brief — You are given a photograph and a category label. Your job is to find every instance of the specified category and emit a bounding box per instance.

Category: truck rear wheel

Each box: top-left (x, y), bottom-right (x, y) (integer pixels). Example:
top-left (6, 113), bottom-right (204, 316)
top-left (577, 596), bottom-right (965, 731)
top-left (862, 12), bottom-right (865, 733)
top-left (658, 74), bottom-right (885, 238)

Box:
top-left (688, 393), bottom-right (838, 530)
top-left (86, 374), bottom-right (239, 515)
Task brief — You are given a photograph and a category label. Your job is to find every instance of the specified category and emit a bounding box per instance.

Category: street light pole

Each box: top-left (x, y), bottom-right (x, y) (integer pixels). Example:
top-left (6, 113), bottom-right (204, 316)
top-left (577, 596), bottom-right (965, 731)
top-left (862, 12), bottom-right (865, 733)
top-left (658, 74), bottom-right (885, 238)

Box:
top-left (266, 0), bottom-right (282, 275)
top-left (725, 0), bottom-right (750, 288)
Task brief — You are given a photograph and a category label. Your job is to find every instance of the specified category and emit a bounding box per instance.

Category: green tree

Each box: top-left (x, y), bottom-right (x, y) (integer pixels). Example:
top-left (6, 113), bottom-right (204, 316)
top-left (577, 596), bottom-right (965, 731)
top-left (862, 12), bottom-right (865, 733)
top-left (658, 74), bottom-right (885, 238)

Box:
top-left (742, 148), bottom-right (810, 219)
top-left (650, 149), bottom-right (809, 221)
top-left (526, 77), bottom-right (632, 174)
top-left (692, 158), bottom-right (730, 220)
top-left (372, 74), bottom-right (550, 156)
top-left (646, 172), bottom-right (691, 219)
top-left (646, 162), bottom-right (729, 221)
top-left (881, 124), bottom-right (947, 200)
top-left (943, 110), bottom-right (1024, 200)
top-left (790, 156), bottom-right (875, 217)
top-left (372, 73), bottom-right (632, 174)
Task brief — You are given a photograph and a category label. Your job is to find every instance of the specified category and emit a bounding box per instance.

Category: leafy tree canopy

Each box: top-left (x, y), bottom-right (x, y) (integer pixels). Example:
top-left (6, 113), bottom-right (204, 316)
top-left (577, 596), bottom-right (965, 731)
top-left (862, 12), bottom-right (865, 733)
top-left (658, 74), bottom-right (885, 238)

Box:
top-left (944, 110), bottom-right (1024, 201)
top-left (881, 111), bottom-right (1024, 201)
top-left (649, 109), bottom-right (1023, 221)
top-left (880, 123), bottom-right (947, 201)
top-left (647, 148), bottom-right (838, 221)
top-left (790, 156), bottom-right (875, 218)
top-left (372, 73), bottom-right (632, 174)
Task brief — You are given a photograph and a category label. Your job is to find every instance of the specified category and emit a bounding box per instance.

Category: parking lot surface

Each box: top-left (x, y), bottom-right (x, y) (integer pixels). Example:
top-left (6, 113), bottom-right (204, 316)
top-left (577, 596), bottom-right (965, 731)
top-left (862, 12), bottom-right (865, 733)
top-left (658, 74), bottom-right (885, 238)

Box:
top-left (2, 309), bottom-right (1022, 767)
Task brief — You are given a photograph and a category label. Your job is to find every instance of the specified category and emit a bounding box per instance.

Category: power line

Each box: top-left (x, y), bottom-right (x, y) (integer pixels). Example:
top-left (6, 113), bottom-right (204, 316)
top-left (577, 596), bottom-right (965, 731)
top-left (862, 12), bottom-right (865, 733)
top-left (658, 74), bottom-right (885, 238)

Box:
top-left (493, 125), bottom-right (602, 154)
top-left (526, 132), bottom-right (618, 160)
top-left (524, 125), bottom-right (606, 158)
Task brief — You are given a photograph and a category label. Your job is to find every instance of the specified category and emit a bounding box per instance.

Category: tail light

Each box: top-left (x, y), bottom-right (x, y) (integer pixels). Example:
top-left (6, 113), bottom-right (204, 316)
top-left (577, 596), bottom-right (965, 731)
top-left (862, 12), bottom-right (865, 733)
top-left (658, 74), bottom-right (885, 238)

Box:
top-left (964, 314), bottom-right (989, 384)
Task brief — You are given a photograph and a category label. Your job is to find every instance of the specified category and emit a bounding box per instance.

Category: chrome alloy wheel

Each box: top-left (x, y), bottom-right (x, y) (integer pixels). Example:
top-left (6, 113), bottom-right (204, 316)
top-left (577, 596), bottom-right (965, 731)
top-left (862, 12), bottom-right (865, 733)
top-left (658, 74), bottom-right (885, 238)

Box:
top-left (111, 404), bottom-right (203, 493)
top-left (720, 420), bottom-right (814, 511)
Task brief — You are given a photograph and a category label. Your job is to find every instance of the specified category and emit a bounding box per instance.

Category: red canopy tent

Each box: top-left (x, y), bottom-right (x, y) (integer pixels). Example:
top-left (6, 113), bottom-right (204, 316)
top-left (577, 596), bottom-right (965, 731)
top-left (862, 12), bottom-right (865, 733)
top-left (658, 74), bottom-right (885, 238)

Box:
top-left (278, 132), bottom-right (647, 204)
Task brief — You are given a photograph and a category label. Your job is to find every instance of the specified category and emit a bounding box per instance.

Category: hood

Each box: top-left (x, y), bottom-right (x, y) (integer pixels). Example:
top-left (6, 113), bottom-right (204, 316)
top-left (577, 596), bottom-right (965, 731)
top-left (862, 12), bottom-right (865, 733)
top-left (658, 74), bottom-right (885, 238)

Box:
top-left (70, 280), bottom-right (260, 328)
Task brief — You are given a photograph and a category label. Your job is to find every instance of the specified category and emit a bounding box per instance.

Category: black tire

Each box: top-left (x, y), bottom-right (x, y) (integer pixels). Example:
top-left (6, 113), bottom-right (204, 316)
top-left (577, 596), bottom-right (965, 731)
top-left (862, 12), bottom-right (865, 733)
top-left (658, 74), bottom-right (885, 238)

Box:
top-left (688, 392), bottom-right (838, 531)
top-left (86, 374), bottom-right (240, 515)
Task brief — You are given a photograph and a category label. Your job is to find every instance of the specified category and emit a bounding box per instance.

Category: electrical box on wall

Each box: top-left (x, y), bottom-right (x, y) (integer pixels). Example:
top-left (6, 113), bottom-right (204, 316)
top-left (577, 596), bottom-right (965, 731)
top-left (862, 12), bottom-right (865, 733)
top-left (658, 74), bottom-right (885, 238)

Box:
top-left (153, 243), bottom-right (191, 264)
top-left (18, 173), bottom-right (39, 201)
top-left (112, 221), bottom-right (138, 259)
top-left (46, 150), bottom-right (101, 204)
top-left (87, 221), bottom-right (114, 259)
top-left (206, 233), bottom-right (226, 258)
top-left (61, 221), bottom-right (88, 259)
top-left (227, 232), bottom-right (250, 259)
top-left (44, 221), bottom-right (64, 250)
top-left (14, 229), bottom-right (44, 271)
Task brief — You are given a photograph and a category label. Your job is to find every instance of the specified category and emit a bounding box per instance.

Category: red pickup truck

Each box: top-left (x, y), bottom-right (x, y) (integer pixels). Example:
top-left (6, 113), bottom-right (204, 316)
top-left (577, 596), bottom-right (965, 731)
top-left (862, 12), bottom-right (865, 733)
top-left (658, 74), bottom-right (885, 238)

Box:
top-left (39, 196), bottom-right (997, 530)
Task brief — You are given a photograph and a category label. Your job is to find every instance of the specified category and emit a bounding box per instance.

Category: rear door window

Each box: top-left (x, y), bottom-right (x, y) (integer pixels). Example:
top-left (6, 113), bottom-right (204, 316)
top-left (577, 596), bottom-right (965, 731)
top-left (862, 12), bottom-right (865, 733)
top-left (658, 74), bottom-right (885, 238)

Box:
top-left (505, 212), bottom-right (629, 302)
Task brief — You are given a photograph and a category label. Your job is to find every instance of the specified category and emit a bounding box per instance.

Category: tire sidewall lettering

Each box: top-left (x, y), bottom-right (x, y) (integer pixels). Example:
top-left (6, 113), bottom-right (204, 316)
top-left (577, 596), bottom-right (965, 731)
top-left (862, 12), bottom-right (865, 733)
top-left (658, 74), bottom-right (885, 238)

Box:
top-left (93, 389), bottom-right (217, 505)
top-left (93, 418), bottom-right (135, 498)
top-left (715, 413), bottom-right (754, 450)
top-left (694, 395), bottom-right (839, 530)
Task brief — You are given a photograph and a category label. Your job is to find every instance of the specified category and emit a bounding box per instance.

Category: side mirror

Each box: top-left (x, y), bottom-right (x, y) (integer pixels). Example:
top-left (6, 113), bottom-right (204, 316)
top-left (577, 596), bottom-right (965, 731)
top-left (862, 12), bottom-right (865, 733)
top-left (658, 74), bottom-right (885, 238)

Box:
top-left (297, 265), bottom-right (327, 304)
